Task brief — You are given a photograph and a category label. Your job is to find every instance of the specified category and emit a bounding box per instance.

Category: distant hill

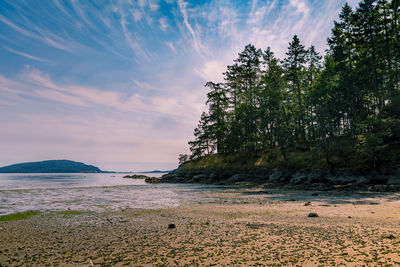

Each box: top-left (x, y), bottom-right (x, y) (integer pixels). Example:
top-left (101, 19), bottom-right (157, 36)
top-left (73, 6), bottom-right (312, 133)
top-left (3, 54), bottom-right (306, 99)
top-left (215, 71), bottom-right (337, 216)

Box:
top-left (0, 160), bottom-right (103, 173)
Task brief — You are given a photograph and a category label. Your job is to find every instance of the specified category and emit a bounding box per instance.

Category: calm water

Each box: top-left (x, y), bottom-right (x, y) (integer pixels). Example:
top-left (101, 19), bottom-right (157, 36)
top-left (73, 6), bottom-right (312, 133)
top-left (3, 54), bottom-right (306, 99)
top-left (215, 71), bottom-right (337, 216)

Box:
top-left (0, 173), bottom-right (230, 215)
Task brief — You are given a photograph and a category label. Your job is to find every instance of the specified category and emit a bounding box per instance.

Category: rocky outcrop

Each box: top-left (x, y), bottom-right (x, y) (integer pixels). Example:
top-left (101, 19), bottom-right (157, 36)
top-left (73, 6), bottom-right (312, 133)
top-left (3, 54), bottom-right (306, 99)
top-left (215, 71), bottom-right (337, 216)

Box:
top-left (161, 167), bottom-right (400, 191)
top-left (123, 174), bottom-right (149, 179)
top-left (123, 174), bottom-right (162, 183)
top-left (162, 168), bottom-right (270, 185)
top-left (144, 177), bottom-right (162, 183)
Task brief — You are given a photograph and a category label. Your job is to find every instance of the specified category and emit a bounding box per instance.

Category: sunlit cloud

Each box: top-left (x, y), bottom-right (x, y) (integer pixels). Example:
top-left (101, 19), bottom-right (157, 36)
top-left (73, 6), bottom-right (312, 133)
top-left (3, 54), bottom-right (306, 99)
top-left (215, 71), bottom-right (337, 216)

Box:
top-left (3, 68), bottom-right (200, 122)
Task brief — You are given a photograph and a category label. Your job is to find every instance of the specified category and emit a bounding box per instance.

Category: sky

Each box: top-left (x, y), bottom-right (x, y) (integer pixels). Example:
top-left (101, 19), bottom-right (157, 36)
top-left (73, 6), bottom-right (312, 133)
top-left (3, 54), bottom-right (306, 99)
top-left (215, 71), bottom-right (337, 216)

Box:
top-left (0, 0), bottom-right (361, 172)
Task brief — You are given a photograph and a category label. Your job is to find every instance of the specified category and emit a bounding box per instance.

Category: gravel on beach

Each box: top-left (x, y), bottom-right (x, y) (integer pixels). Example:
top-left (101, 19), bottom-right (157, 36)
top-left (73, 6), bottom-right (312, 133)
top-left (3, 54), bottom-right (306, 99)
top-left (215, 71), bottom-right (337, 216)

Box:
top-left (1, 189), bottom-right (400, 266)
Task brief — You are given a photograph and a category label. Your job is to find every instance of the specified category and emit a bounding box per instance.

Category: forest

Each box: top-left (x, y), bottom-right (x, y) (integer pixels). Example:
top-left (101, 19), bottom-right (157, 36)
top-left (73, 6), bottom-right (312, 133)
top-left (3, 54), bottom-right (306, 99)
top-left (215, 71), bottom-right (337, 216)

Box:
top-left (182, 0), bottom-right (400, 172)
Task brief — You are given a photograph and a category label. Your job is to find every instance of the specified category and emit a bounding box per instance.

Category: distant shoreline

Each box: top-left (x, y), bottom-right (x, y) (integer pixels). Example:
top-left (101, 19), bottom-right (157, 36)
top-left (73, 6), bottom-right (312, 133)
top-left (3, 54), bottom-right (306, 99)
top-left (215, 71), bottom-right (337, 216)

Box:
top-left (0, 160), bottom-right (174, 174)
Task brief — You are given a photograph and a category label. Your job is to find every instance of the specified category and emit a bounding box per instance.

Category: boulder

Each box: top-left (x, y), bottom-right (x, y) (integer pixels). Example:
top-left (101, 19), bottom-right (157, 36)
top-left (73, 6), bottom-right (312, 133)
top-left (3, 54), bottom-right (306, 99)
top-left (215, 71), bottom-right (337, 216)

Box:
top-left (268, 169), bottom-right (292, 183)
top-left (326, 175), bottom-right (359, 185)
top-left (123, 174), bottom-right (149, 179)
top-left (192, 174), bottom-right (209, 182)
top-left (290, 173), bottom-right (309, 184)
top-left (368, 175), bottom-right (389, 185)
top-left (144, 177), bottom-right (162, 183)
top-left (224, 174), bottom-right (251, 185)
top-left (209, 171), bottom-right (219, 181)
top-left (386, 176), bottom-right (400, 185)
top-left (269, 169), bottom-right (283, 183)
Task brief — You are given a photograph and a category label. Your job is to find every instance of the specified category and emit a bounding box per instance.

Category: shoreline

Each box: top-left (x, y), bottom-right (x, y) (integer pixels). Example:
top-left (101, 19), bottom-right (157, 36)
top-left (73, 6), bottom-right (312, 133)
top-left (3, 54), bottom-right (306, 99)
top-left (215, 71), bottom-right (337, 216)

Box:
top-left (1, 188), bottom-right (400, 266)
top-left (162, 167), bottom-right (400, 191)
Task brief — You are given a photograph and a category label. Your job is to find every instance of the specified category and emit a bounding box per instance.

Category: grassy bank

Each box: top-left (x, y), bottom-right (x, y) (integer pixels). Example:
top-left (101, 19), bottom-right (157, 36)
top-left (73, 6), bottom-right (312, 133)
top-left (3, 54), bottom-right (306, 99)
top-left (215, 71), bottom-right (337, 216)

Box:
top-left (183, 137), bottom-right (400, 173)
top-left (0, 210), bottom-right (42, 222)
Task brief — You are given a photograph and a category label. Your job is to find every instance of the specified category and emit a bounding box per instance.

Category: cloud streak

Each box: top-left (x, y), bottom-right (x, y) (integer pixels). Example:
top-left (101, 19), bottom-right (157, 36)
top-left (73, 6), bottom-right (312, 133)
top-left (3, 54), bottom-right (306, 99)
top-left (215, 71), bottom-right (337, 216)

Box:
top-left (2, 68), bottom-right (201, 123)
top-left (4, 47), bottom-right (49, 62)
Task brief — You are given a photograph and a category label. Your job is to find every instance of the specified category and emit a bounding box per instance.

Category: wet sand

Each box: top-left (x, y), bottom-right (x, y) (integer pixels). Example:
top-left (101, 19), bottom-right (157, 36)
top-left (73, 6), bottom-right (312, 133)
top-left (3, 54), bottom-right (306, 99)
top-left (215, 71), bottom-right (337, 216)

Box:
top-left (1, 189), bottom-right (400, 266)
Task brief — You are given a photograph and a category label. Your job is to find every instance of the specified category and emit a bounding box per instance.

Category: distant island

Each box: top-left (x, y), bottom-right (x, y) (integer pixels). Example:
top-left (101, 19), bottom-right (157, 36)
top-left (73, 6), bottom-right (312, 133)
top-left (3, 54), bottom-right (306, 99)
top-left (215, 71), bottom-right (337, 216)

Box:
top-left (0, 160), bottom-right (103, 173)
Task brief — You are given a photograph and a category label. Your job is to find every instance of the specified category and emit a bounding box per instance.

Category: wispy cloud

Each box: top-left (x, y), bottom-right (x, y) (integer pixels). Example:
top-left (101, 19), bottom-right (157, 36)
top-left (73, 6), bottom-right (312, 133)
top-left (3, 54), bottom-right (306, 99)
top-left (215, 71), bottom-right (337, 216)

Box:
top-left (289, 0), bottom-right (310, 16)
top-left (0, 14), bottom-right (37, 39)
top-left (70, 0), bottom-right (98, 30)
top-left (118, 9), bottom-right (151, 61)
top-left (159, 17), bottom-right (168, 32)
top-left (5, 68), bottom-right (201, 122)
top-left (177, 0), bottom-right (204, 55)
top-left (132, 9), bottom-right (143, 22)
top-left (0, 13), bottom-right (79, 52)
top-left (133, 79), bottom-right (157, 91)
top-left (4, 47), bottom-right (49, 63)
top-left (165, 42), bottom-right (176, 53)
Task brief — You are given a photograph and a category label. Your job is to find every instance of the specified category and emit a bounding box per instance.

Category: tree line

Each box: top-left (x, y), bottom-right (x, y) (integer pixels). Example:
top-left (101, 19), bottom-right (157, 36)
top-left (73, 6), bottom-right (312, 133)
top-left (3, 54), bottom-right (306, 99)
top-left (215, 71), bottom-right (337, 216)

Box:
top-left (182, 0), bottom-right (400, 170)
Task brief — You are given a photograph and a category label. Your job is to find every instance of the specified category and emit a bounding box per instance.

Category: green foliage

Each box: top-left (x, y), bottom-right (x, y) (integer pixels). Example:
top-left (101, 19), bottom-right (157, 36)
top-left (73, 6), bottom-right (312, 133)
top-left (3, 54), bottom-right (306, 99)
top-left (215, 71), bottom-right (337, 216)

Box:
top-left (178, 154), bottom-right (189, 165)
top-left (0, 210), bottom-right (42, 221)
top-left (186, 0), bottom-right (400, 172)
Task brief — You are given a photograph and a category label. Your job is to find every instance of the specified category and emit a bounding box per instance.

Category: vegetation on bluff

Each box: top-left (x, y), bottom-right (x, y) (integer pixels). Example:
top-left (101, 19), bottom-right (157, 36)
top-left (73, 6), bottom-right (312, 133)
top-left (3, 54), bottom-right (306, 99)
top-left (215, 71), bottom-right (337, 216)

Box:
top-left (181, 0), bottom-right (400, 173)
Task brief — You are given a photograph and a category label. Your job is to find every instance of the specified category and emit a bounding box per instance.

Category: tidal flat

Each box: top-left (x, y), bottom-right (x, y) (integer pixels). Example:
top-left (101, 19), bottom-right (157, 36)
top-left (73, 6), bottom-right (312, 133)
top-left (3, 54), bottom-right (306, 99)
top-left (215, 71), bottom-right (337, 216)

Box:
top-left (1, 189), bottom-right (400, 266)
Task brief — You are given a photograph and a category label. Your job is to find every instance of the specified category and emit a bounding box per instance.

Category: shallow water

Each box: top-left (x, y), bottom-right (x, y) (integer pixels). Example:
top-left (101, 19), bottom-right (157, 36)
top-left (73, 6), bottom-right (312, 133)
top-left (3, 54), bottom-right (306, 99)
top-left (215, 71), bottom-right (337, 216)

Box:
top-left (0, 173), bottom-right (233, 215)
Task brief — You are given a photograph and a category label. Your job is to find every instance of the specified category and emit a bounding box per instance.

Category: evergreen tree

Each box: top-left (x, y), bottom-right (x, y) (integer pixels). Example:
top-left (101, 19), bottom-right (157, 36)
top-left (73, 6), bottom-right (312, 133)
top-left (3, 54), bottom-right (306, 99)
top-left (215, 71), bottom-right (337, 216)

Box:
top-left (205, 82), bottom-right (229, 153)
top-left (282, 35), bottom-right (307, 142)
top-left (188, 112), bottom-right (212, 160)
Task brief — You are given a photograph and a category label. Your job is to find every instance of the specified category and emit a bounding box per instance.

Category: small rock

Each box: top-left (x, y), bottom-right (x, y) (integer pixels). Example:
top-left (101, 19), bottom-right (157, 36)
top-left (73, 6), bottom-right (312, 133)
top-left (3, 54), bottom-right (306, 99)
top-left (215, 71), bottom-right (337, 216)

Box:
top-left (386, 234), bottom-right (396, 239)
top-left (308, 213), bottom-right (319, 218)
top-left (168, 224), bottom-right (176, 229)
top-left (304, 201), bottom-right (311, 206)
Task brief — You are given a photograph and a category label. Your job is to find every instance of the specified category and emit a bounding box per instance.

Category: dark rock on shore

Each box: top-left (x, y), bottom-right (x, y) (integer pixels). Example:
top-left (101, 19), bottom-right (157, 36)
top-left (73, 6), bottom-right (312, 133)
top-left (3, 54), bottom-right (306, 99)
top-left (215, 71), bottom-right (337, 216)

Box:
top-left (123, 174), bottom-right (149, 179)
top-left (161, 167), bottom-right (400, 192)
top-left (123, 174), bottom-right (161, 183)
top-left (144, 177), bottom-right (162, 184)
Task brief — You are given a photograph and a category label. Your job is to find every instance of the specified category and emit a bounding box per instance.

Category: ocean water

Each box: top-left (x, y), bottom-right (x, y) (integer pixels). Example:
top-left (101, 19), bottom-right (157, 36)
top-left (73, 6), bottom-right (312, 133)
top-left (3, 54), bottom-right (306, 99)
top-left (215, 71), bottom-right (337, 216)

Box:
top-left (0, 173), bottom-right (230, 215)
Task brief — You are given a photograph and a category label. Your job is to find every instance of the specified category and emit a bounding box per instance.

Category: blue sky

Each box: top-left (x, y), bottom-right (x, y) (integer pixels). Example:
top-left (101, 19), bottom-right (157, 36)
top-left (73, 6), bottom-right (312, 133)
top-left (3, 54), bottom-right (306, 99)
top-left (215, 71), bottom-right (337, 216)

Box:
top-left (0, 0), bottom-right (360, 171)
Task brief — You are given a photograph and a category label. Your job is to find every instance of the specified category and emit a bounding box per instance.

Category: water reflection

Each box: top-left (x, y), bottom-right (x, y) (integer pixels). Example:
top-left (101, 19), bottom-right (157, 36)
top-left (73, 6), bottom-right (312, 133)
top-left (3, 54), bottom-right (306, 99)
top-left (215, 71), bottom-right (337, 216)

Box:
top-left (0, 173), bottom-right (232, 215)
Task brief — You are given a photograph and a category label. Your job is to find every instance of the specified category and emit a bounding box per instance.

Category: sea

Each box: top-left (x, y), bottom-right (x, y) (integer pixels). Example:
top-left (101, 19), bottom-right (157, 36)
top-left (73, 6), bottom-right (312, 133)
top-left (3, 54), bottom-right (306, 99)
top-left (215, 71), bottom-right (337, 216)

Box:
top-left (0, 173), bottom-right (230, 215)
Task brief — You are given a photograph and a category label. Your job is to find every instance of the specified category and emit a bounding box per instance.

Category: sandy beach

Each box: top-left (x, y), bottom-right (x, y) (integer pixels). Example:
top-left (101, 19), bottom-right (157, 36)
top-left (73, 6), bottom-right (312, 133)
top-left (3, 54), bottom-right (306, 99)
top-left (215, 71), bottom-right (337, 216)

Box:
top-left (1, 188), bottom-right (400, 266)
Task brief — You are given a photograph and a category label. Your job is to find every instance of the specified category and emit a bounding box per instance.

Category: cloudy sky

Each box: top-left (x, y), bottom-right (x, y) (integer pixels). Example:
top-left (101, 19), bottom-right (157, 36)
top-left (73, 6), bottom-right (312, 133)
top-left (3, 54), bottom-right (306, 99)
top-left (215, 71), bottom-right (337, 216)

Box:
top-left (0, 0), bottom-right (360, 171)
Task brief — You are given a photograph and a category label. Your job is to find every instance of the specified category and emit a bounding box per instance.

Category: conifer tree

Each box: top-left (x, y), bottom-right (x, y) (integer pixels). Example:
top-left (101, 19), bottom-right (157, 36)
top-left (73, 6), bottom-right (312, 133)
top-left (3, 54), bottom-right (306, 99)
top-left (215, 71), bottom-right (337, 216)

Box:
top-left (282, 35), bottom-right (307, 142)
